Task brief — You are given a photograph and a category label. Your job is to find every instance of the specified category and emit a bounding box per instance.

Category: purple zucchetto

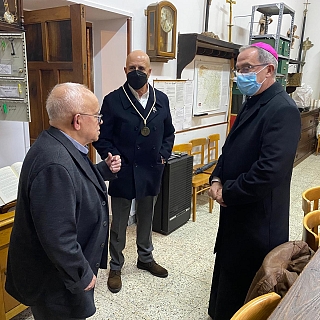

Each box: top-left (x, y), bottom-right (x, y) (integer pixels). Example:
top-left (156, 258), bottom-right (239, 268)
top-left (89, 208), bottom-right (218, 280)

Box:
top-left (251, 42), bottom-right (278, 60)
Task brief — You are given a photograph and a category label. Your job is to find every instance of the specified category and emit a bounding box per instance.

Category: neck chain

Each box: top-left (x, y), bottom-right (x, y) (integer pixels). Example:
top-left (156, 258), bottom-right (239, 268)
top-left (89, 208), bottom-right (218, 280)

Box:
top-left (122, 84), bottom-right (156, 137)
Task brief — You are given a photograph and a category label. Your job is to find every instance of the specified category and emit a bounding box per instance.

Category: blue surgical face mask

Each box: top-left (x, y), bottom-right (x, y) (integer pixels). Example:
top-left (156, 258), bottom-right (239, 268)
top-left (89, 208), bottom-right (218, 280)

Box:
top-left (236, 65), bottom-right (267, 96)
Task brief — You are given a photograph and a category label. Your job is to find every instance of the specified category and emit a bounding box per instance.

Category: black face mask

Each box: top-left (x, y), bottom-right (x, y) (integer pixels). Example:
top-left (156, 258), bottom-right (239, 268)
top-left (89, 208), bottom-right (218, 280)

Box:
top-left (127, 70), bottom-right (148, 90)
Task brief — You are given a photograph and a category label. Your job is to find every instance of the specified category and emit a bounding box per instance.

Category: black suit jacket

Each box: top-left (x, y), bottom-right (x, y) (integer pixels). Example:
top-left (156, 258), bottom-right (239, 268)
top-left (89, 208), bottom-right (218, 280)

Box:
top-left (93, 82), bottom-right (175, 200)
top-left (6, 127), bottom-right (116, 318)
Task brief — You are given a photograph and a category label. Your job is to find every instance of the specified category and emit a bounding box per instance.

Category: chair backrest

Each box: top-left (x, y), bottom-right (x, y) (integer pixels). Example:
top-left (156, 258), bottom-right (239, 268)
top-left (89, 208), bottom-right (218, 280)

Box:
top-left (207, 133), bottom-right (220, 163)
top-left (302, 186), bottom-right (320, 215)
top-left (303, 210), bottom-right (320, 252)
top-left (172, 143), bottom-right (192, 155)
top-left (189, 138), bottom-right (207, 164)
top-left (230, 292), bottom-right (281, 320)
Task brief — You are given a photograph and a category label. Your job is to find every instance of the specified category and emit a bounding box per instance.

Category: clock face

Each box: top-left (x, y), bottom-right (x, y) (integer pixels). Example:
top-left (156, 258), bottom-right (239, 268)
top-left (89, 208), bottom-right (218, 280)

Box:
top-left (160, 6), bottom-right (174, 33)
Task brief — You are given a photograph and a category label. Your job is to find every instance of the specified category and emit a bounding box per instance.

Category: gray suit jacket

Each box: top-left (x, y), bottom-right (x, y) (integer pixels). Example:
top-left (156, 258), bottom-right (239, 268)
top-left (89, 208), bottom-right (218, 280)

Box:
top-left (6, 126), bottom-right (116, 318)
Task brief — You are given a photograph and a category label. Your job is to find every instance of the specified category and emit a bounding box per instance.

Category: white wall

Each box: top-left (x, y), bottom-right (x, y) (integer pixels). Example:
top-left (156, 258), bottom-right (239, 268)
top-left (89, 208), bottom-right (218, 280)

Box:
top-left (93, 18), bottom-right (128, 103)
top-left (1, 0), bottom-right (319, 168)
top-left (0, 121), bottom-right (29, 167)
top-left (299, 2), bottom-right (320, 100)
top-left (86, 0), bottom-right (319, 101)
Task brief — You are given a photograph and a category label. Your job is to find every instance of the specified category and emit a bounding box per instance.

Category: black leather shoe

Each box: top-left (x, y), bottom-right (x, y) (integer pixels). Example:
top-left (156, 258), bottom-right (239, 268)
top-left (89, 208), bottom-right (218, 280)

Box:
top-left (107, 270), bottom-right (122, 293)
top-left (137, 260), bottom-right (168, 278)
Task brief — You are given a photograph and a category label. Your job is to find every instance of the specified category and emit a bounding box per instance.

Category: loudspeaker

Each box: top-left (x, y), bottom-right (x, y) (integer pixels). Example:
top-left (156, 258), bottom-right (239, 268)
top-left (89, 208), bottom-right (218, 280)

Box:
top-left (153, 154), bottom-right (193, 235)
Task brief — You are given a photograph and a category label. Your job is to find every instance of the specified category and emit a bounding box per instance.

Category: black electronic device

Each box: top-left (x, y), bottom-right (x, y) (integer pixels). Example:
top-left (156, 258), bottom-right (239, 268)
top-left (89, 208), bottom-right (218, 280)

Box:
top-left (153, 154), bottom-right (193, 235)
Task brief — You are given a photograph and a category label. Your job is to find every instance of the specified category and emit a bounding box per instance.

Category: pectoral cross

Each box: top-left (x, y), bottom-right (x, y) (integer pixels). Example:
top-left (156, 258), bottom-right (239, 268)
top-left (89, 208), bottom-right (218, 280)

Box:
top-left (226, 0), bottom-right (236, 42)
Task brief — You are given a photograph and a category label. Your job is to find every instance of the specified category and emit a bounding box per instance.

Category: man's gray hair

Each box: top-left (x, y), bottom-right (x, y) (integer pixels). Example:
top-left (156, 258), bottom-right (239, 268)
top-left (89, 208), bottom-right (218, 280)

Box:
top-left (239, 45), bottom-right (278, 77)
top-left (46, 82), bottom-right (93, 121)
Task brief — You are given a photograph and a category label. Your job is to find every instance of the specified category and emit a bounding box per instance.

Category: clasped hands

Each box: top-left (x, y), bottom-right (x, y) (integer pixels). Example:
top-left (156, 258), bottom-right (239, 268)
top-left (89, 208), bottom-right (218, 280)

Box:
top-left (208, 181), bottom-right (227, 207)
top-left (105, 152), bottom-right (121, 173)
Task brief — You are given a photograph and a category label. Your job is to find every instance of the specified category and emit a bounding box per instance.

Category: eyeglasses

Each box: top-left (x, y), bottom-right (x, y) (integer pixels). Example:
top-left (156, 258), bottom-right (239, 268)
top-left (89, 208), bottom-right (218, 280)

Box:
top-left (233, 63), bottom-right (268, 76)
top-left (78, 113), bottom-right (103, 123)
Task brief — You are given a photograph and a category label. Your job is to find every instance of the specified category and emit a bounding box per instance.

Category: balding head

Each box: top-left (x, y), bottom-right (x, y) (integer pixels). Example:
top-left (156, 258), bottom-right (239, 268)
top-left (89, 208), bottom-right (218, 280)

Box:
top-left (46, 82), bottom-right (101, 145)
top-left (124, 50), bottom-right (151, 94)
top-left (126, 50), bottom-right (150, 70)
top-left (46, 83), bottom-right (97, 126)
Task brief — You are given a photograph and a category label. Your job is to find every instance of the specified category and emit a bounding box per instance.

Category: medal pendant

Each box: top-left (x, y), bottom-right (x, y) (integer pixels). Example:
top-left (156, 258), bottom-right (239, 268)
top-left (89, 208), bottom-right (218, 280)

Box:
top-left (141, 126), bottom-right (150, 136)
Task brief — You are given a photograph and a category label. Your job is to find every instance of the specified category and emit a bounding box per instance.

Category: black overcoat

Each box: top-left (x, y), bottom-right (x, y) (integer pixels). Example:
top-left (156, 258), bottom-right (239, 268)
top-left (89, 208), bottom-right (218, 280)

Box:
top-left (5, 127), bottom-right (115, 318)
top-left (93, 82), bottom-right (175, 200)
top-left (209, 82), bottom-right (301, 319)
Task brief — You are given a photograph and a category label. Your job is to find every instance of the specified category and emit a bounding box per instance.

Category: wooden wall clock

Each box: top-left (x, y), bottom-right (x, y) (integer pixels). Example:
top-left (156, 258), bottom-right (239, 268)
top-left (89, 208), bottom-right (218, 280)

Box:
top-left (146, 1), bottom-right (177, 62)
top-left (0, 0), bottom-right (23, 31)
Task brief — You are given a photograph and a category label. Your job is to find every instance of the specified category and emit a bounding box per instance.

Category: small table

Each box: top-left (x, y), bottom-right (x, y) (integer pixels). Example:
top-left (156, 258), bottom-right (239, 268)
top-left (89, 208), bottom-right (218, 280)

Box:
top-left (269, 248), bottom-right (320, 319)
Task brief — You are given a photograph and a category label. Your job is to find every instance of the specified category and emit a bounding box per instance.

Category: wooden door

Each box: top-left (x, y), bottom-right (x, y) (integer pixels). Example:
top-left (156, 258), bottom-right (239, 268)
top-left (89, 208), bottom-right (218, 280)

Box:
top-left (24, 4), bottom-right (96, 162)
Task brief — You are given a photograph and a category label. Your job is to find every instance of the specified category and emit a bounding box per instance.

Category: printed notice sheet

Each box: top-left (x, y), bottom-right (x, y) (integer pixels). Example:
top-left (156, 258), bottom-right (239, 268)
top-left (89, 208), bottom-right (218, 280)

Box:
top-left (153, 79), bottom-right (193, 131)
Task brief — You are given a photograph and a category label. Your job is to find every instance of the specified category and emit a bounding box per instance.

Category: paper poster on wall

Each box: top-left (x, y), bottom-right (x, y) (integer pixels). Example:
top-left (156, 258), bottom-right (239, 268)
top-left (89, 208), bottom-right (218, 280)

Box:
top-left (193, 60), bottom-right (230, 116)
top-left (153, 79), bottom-right (193, 131)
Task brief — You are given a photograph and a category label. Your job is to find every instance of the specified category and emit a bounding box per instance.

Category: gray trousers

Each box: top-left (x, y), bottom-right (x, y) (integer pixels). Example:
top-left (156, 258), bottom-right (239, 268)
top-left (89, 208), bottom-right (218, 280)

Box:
top-left (109, 196), bottom-right (157, 270)
top-left (31, 306), bottom-right (85, 320)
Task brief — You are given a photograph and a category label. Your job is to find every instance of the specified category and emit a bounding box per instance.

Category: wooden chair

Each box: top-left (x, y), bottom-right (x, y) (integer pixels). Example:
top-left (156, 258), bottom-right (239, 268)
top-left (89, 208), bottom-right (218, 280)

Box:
top-left (189, 138), bottom-right (207, 171)
top-left (303, 210), bottom-right (320, 252)
top-left (302, 186), bottom-right (320, 214)
top-left (203, 133), bottom-right (220, 174)
top-left (191, 174), bottom-right (213, 222)
top-left (230, 292), bottom-right (281, 320)
top-left (172, 143), bottom-right (192, 155)
top-left (172, 143), bottom-right (213, 222)
top-left (302, 186), bottom-right (320, 242)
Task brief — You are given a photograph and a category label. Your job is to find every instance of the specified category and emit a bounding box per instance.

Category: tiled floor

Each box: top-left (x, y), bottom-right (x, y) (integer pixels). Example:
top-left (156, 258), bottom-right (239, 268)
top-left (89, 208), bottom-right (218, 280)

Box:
top-left (12, 154), bottom-right (320, 320)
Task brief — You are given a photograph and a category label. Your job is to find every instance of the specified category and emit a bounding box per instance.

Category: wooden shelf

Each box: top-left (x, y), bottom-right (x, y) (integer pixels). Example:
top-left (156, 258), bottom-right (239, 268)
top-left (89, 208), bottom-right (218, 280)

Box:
top-left (176, 33), bottom-right (240, 79)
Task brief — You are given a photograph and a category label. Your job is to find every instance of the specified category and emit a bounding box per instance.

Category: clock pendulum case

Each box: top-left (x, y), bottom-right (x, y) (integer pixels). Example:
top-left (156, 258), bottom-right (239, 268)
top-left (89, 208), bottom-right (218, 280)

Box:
top-left (146, 1), bottom-right (177, 62)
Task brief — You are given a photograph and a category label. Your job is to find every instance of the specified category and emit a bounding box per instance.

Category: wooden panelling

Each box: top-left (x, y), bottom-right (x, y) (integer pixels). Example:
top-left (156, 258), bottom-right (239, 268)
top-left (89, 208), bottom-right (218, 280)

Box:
top-left (23, 6), bottom-right (70, 23)
top-left (28, 69), bottom-right (43, 143)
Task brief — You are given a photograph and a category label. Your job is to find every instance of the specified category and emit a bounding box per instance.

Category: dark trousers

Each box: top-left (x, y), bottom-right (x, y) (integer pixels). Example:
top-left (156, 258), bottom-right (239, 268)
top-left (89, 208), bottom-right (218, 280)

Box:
top-left (31, 305), bottom-right (85, 320)
top-left (208, 253), bottom-right (256, 320)
top-left (109, 196), bottom-right (157, 270)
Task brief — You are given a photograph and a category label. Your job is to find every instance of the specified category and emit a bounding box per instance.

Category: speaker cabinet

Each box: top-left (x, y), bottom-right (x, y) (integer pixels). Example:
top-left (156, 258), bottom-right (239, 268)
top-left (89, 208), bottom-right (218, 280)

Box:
top-left (153, 155), bottom-right (193, 235)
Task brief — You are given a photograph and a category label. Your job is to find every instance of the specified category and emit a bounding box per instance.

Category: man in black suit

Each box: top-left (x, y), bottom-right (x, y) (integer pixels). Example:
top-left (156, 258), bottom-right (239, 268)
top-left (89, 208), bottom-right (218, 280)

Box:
top-left (6, 83), bottom-right (121, 320)
top-left (208, 42), bottom-right (301, 320)
top-left (93, 50), bottom-right (175, 293)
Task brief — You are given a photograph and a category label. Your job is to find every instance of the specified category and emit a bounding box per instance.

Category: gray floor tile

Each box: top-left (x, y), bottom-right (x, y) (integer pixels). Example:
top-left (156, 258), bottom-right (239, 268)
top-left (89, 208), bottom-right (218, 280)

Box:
top-left (11, 154), bottom-right (320, 320)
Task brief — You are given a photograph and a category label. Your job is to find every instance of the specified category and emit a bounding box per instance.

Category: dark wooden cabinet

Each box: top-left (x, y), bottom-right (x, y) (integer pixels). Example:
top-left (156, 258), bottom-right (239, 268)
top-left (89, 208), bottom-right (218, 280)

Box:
top-left (294, 109), bottom-right (319, 166)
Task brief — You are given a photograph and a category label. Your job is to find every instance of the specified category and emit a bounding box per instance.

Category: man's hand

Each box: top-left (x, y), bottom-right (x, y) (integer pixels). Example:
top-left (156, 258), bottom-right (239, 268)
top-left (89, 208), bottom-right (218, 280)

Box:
top-left (105, 152), bottom-right (121, 173)
top-left (208, 181), bottom-right (227, 207)
top-left (84, 274), bottom-right (96, 291)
